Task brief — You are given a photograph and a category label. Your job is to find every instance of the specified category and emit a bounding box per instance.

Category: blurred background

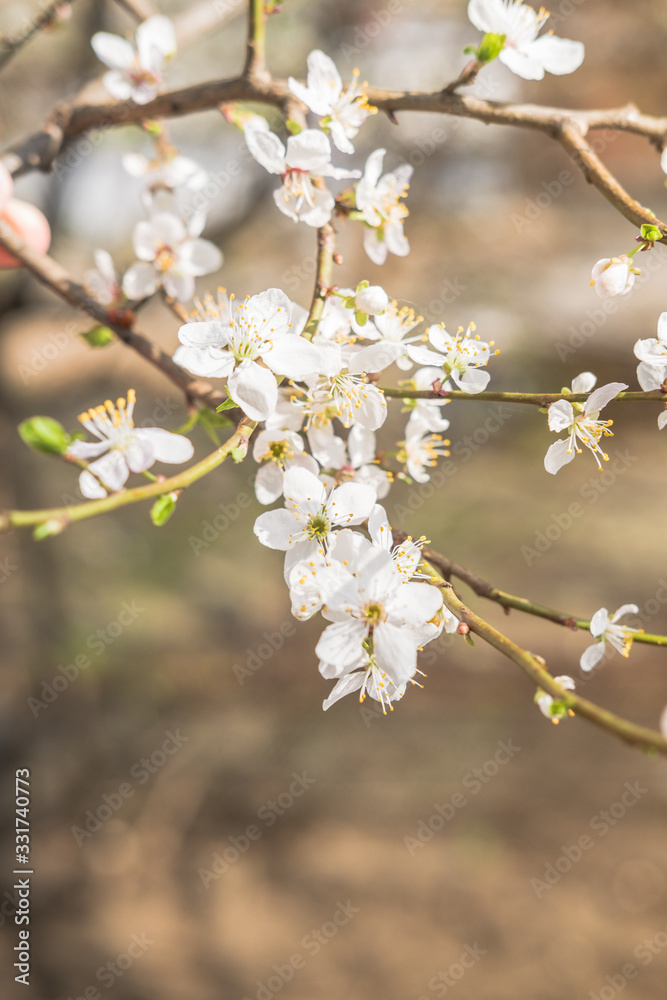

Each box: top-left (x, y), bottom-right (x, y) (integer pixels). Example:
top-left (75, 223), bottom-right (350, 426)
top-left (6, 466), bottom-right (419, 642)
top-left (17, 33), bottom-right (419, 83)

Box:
top-left (1, 0), bottom-right (667, 997)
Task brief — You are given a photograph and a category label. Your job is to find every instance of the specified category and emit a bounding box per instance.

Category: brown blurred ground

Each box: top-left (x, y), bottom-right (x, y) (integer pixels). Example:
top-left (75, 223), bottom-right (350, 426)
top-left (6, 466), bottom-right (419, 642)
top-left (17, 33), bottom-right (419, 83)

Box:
top-left (1, 1), bottom-right (667, 999)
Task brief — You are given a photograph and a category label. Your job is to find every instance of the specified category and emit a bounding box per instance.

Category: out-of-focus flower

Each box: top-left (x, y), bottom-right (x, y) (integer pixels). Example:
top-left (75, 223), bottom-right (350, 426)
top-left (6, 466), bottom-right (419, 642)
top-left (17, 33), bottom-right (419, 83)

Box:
top-left (288, 49), bottom-right (376, 153)
top-left (92, 15), bottom-right (176, 105)
top-left (356, 149), bottom-right (412, 265)
top-left (122, 211), bottom-right (222, 302)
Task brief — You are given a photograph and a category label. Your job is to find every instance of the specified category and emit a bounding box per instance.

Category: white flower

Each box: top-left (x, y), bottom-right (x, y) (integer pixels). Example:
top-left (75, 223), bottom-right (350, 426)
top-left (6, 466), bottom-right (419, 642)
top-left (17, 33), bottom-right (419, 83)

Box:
top-left (404, 367), bottom-right (451, 436)
top-left (407, 323), bottom-right (493, 393)
top-left (467, 0), bottom-right (584, 80)
top-left (244, 126), bottom-right (360, 227)
top-left (580, 605), bottom-right (641, 672)
top-left (123, 152), bottom-right (208, 192)
top-left (354, 284), bottom-right (388, 316)
top-left (356, 149), bottom-right (412, 265)
top-left (315, 548), bottom-right (443, 693)
top-left (403, 429), bottom-right (450, 484)
top-left (175, 288), bottom-right (318, 421)
top-left (544, 378), bottom-right (628, 474)
top-left (350, 302), bottom-right (424, 374)
top-left (91, 15), bottom-right (176, 105)
top-left (536, 676), bottom-right (575, 723)
top-left (590, 255), bottom-right (638, 298)
top-left (122, 211), bottom-right (222, 302)
top-left (318, 425), bottom-right (393, 500)
top-left (252, 429), bottom-right (319, 504)
top-left (306, 342), bottom-right (388, 430)
top-left (634, 312), bottom-right (667, 405)
top-left (67, 389), bottom-right (193, 498)
top-left (84, 249), bottom-right (122, 307)
top-left (288, 50), bottom-right (376, 154)
top-left (322, 650), bottom-right (412, 713)
top-left (253, 465), bottom-right (377, 564)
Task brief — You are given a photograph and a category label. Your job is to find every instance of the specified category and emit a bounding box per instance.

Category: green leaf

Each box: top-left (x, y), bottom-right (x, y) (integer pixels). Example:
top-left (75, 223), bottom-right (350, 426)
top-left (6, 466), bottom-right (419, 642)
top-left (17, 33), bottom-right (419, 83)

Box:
top-left (216, 398), bottom-right (238, 412)
top-left (355, 280), bottom-right (369, 293)
top-left (285, 119), bottom-right (302, 135)
top-left (640, 223), bottom-right (662, 242)
top-left (150, 494), bottom-right (176, 526)
top-left (230, 446), bottom-right (247, 463)
top-left (198, 406), bottom-right (231, 445)
top-left (476, 32), bottom-right (506, 64)
top-left (80, 325), bottom-right (116, 348)
top-left (19, 416), bottom-right (71, 455)
top-left (355, 309), bottom-right (368, 327)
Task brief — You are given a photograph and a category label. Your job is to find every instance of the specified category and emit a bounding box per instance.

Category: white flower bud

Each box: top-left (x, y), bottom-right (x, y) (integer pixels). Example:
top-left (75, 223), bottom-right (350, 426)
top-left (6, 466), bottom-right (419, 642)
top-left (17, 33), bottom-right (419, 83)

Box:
top-left (355, 284), bottom-right (389, 315)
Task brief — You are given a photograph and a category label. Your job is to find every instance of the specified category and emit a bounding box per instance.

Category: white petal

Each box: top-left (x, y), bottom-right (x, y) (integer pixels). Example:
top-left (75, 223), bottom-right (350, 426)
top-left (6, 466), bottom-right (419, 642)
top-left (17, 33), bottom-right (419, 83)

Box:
top-left (580, 642), bottom-right (605, 672)
top-left (254, 508), bottom-right (300, 550)
top-left (544, 439), bottom-right (575, 475)
top-left (87, 450), bottom-right (130, 491)
top-left (79, 470), bottom-right (108, 499)
top-left (122, 262), bottom-right (157, 300)
top-left (67, 440), bottom-right (109, 461)
top-left (322, 671), bottom-right (365, 711)
top-left (571, 371), bottom-right (597, 394)
top-left (228, 360), bottom-right (278, 421)
top-left (245, 126), bottom-right (286, 174)
top-left (135, 428), bottom-right (194, 464)
top-left (589, 607), bottom-right (610, 638)
top-left (263, 337), bottom-right (321, 379)
top-left (328, 482), bottom-right (377, 525)
top-left (136, 15), bottom-right (176, 62)
top-left (373, 621), bottom-right (418, 685)
top-left (611, 603), bottom-right (639, 623)
top-left (178, 238), bottom-right (222, 276)
top-left (316, 620), bottom-right (369, 670)
top-left (348, 341), bottom-right (403, 374)
top-left (454, 367), bottom-right (490, 393)
top-left (283, 465), bottom-right (326, 509)
top-left (527, 34), bottom-right (585, 76)
top-left (91, 32), bottom-right (134, 70)
top-left (255, 463), bottom-right (285, 505)
top-left (584, 381), bottom-right (627, 414)
top-left (499, 46), bottom-right (546, 81)
top-left (172, 344), bottom-right (235, 379)
top-left (547, 399), bottom-right (574, 432)
top-left (285, 129), bottom-right (332, 171)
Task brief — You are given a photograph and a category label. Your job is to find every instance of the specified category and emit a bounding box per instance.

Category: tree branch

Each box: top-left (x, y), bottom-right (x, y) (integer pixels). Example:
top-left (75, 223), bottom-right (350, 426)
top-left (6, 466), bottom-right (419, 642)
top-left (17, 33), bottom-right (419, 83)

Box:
top-left (423, 564), bottom-right (667, 757)
top-left (380, 387), bottom-right (667, 406)
top-left (0, 219), bottom-right (227, 413)
top-left (0, 419), bottom-right (255, 534)
top-left (0, 0), bottom-right (80, 72)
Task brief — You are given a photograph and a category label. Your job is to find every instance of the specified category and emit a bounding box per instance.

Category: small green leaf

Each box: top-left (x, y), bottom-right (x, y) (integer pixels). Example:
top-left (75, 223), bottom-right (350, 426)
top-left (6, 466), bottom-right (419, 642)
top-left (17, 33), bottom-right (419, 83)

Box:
top-left (150, 494), bottom-right (176, 526)
top-left (640, 223), bottom-right (662, 242)
top-left (216, 398), bottom-right (238, 412)
top-left (355, 280), bottom-right (369, 293)
top-left (285, 118), bottom-right (302, 135)
top-left (462, 44), bottom-right (478, 56)
top-left (464, 633), bottom-right (476, 646)
top-left (229, 447), bottom-right (246, 463)
top-left (476, 32), bottom-right (506, 64)
top-left (355, 309), bottom-right (368, 327)
top-left (19, 416), bottom-right (71, 455)
top-left (80, 325), bottom-right (116, 348)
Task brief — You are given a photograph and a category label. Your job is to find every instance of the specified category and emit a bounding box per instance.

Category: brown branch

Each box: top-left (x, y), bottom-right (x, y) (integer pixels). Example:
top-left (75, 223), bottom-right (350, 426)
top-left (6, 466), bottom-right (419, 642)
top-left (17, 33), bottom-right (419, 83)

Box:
top-left (404, 536), bottom-right (667, 647)
top-left (111, 0), bottom-right (155, 22)
top-left (243, 0), bottom-right (269, 84)
top-left (0, 219), bottom-right (226, 412)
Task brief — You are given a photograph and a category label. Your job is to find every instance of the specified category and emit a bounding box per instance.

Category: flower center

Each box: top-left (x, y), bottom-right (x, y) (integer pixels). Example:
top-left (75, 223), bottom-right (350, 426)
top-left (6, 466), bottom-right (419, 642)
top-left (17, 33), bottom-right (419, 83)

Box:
top-left (266, 440), bottom-right (293, 464)
top-left (364, 602), bottom-right (385, 624)
top-left (307, 513), bottom-right (331, 540)
top-left (155, 246), bottom-right (176, 272)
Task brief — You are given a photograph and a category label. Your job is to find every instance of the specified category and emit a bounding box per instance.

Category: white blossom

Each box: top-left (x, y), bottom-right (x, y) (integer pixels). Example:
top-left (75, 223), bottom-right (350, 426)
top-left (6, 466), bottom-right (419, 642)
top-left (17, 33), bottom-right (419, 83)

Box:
top-left (354, 284), bottom-right (388, 316)
top-left (252, 429), bottom-right (319, 504)
top-left (175, 288), bottom-right (318, 421)
top-left (544, 378), bottom-right (628, 474)
top-left (467, 0), bottom-right (584, 80)
top-left (67, 389), bottom-right (193, 498)
top-left (407, 323), bottom-right (493, 393)
top-left (288, 50), bottom-right (375, 154)
top-left (253, 465), bottom-right (377, 564)
top-left (634, 313), bottom-right (667, 417)
top-left (536, 676), bottom-right (576, 723)
top-left (245, 126), bottom-right (360, 227)
top-left (356, 148), bottom-right (412, 265)
top-left (318, 425), bottom-right (393, 500)
top-left (590, 255), bottom-right (638, 298)
top-left (122, 211), bottom-right (222, 302)
top-left (91, 16), bottom-right (176, 105)
top-left (403, 429), bottom-right (450, 484)
top-left (123, 152), bottom-right (208, 192)
top-left (404, 367), bottom-right (451, 437)
top-left (306, 341), bottom-right (388, 431)
top-left (580, 605), bottom-right (641, 672)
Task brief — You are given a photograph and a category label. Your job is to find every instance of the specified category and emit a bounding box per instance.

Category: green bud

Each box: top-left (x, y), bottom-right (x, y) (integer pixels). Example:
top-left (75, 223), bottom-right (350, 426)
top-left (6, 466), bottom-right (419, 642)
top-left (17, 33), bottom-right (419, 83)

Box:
top-left (355, 309), bottom-right (368, 327)
top-left (355, 280), bottom-right (369, 292)
top-left (33, 518), bottom-right (66, 540)
top-left (285, 119), bottom-right (302, 135)
top-left (19, 416), bottom-right (71, 455)
top-left (640, 223), bottom-right (662, 242)
top-left (150, 494), bottom-right (176, 526)
top-left (80, 326), bottom-right (116, 348)
top-left (230, 446), bottom-right (247, 463)
top-left (476, 32), bottom-right (506, 64)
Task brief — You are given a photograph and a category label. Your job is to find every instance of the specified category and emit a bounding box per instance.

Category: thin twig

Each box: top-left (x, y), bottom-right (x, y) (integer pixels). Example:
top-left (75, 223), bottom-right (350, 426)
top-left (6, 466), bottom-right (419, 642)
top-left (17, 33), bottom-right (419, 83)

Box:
top-left (0, 0), bottom-right (80, 72)
top-left (422, 562), bottom-right (667, 757)
top-left (0, 219), bottom-right (226, 412)
top-left (0, 420), bottom-right (255, 534)
top-left (380, 387), bottom-right (667, 406)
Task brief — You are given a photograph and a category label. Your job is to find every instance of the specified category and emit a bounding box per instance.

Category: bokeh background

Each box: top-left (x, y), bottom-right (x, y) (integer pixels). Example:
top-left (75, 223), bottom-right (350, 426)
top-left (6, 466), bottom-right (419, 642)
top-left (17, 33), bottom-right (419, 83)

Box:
top-left (1, 0), bottom-right (667, 997)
